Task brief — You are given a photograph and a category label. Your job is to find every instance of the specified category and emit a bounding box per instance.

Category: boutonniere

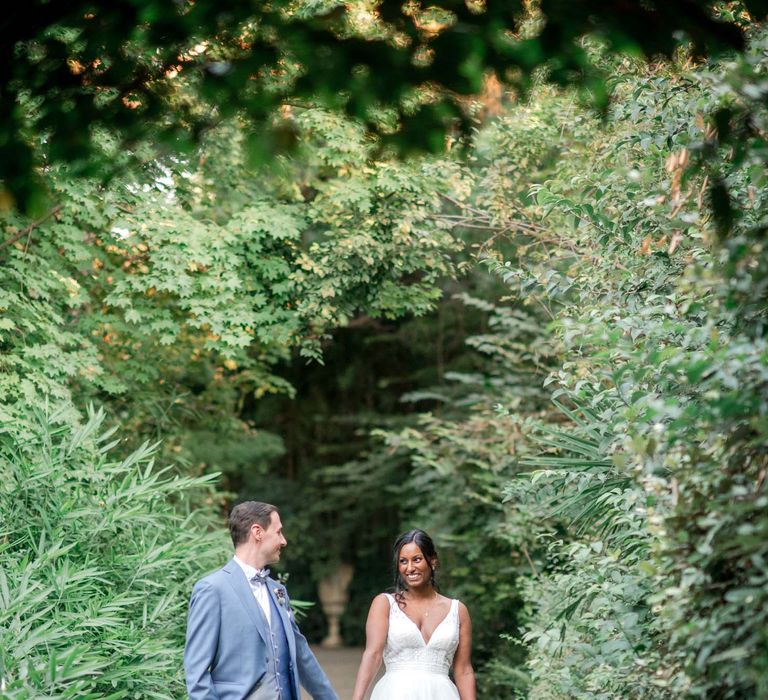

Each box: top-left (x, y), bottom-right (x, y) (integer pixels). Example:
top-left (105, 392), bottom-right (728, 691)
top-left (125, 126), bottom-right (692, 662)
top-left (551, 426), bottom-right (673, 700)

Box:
top-left (274, 587), bottom-right (287, 607)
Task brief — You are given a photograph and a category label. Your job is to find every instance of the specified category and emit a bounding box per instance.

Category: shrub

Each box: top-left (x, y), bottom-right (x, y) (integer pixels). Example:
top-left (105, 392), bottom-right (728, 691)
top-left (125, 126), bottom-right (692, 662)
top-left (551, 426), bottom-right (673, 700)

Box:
top-left (0, 407), bottom-right (226, 698)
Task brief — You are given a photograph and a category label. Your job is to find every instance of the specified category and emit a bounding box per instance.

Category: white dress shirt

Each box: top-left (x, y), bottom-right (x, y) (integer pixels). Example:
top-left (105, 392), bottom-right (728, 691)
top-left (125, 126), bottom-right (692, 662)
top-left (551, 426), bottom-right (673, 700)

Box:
top-left (233, 555), bottom-right (271, 626)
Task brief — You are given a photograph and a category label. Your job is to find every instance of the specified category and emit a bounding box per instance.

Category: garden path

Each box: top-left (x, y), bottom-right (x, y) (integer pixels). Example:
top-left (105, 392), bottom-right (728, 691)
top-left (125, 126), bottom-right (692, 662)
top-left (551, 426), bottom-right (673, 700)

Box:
top-left (301, 646), bottom-right (379, 700)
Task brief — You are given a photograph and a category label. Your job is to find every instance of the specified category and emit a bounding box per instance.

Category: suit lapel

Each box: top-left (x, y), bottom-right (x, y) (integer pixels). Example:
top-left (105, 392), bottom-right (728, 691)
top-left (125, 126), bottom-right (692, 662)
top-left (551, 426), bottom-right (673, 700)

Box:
top-left (222, 559), bottom-right (270, 646)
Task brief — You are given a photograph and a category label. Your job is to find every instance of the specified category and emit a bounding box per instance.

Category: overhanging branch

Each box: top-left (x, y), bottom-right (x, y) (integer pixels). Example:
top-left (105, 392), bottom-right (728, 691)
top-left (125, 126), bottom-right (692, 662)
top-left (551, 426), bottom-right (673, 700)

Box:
top-left (0, 204), bottom-right (63, 255)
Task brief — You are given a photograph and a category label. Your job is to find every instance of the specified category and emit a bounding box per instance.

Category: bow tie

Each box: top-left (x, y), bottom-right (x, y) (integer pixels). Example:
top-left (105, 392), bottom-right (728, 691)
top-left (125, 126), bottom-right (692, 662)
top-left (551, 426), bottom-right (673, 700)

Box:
top-left (250, 568), bottom-right (270, 585)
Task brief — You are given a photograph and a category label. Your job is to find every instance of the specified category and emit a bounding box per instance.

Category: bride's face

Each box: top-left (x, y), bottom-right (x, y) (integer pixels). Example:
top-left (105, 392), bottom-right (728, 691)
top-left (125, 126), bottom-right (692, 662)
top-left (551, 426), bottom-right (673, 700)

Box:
top-left (398, 542), bottom-right (435, 589)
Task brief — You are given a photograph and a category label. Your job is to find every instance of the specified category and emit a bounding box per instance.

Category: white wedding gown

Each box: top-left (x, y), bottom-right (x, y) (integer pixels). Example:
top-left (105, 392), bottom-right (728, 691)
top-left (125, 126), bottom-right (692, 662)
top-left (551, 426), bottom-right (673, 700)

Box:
top-left (370, 593), bottom-right (461, 700)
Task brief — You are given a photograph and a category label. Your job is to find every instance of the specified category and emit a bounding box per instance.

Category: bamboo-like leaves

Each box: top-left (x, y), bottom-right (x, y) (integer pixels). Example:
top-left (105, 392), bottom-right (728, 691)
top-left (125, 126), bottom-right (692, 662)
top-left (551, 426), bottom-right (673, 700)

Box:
top-left (0, 409), bottom-right (225, 697)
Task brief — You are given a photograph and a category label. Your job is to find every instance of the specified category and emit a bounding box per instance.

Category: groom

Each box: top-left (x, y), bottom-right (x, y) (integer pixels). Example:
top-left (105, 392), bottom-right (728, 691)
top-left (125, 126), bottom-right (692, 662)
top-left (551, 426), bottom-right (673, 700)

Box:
top-left (184, 501), bottom-right (340, 700)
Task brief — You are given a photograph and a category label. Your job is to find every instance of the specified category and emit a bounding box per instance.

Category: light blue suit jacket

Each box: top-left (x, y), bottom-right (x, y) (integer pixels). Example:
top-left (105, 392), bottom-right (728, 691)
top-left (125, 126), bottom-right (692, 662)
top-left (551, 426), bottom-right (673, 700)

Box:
top-left (184, 559), bottom-right (339, 700)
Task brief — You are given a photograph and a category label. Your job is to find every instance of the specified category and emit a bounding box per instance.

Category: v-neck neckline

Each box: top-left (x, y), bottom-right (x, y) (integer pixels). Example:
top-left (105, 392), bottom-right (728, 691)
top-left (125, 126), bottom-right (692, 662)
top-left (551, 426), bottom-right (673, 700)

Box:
top-left (394, 596), bottom-right (454, 647)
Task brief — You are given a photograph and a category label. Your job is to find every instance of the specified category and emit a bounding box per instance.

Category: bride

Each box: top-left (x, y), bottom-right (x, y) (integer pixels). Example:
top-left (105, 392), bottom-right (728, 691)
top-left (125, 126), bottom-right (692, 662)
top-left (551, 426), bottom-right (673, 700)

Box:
top-left (351, 529), bottom-right (476, 700)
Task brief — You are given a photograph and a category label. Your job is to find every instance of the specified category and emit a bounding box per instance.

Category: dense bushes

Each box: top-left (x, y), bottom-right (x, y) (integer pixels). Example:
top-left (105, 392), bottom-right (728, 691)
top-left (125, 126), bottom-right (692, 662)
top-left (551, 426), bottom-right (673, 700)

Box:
top-left (507, 34), bottom-right (768, 698)
top-left (0, 408), bottom-right (226, 697)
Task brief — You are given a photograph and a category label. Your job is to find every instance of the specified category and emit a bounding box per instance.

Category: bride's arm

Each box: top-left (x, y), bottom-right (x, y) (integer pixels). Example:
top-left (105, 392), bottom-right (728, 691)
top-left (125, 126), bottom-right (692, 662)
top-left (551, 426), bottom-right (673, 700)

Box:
top-left (351, 594), bottom-right (390, 700)
top-left (453, 602), bottom-right (477, 700)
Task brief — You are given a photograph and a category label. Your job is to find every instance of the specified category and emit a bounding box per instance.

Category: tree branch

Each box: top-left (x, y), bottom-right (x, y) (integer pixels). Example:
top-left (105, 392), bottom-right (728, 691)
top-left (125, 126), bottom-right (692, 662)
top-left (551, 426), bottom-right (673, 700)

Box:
top-left (0, 204), bottom-right (63, 255)
top-left (521, 543), bottom-right (539, 578)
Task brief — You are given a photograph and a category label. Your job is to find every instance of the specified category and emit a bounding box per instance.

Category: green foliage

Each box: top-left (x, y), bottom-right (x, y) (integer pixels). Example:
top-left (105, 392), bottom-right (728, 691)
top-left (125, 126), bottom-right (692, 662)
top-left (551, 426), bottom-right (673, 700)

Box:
top-left (2, 0), bottom-right (758, 211)
top-left (0, 107), bottom-right (462, 478)
top-left (519, 543), bottom-right (658, 699)
top-left (481, 30), bottom-right (768, 699)
top-left (0, 407), bottom-right (226, 698)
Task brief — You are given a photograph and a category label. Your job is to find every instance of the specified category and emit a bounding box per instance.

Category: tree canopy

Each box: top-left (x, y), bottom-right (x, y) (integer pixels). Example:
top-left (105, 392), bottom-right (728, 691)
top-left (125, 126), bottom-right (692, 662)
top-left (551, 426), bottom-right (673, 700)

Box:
top-left (3, 0), bottom-right (766, 211)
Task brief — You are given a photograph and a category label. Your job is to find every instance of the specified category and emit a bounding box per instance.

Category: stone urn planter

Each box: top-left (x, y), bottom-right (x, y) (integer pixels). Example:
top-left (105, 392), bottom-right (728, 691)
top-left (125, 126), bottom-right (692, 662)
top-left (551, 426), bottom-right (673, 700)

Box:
top-left (317, 563), bottom-right (354, 648)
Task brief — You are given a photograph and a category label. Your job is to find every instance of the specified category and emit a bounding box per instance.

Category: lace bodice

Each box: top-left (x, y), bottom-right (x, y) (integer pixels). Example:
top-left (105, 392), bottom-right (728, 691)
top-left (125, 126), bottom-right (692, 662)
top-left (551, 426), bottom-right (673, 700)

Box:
top-left (381, 593), bottom-right (460, 676)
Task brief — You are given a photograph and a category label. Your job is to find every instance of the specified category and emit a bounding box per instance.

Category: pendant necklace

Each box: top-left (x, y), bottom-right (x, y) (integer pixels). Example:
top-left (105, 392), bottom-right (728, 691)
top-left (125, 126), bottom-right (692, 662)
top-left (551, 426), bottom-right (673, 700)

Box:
top-left (422, 592), bottom-right (438, 618)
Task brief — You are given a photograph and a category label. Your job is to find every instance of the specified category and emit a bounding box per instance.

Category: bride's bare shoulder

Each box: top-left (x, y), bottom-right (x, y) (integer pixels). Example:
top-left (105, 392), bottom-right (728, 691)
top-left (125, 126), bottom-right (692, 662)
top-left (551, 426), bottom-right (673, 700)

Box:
top-left (371, 592), bottom-right (392, 607)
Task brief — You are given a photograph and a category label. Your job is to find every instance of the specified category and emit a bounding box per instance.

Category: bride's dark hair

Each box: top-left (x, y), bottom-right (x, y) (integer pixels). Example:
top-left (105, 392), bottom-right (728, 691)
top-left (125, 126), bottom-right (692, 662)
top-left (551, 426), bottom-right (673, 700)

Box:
top-left (392, 529), bottom-right (439, 607)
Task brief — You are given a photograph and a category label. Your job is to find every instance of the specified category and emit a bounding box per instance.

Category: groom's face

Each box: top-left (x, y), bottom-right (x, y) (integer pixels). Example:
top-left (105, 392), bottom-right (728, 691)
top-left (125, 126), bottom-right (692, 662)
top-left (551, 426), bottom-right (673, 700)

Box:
top-left (260, 511), bottom-right (287, 564)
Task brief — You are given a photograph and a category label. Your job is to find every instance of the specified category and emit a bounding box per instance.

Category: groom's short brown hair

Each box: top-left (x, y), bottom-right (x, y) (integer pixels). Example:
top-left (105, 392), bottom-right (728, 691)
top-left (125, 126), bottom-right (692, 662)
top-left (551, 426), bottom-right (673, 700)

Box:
top-left (228, 501), bottom-right (278, 547)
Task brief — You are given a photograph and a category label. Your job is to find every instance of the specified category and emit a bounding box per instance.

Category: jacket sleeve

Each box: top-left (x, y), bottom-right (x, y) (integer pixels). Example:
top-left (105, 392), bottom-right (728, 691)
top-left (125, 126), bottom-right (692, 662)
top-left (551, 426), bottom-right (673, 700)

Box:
top-left (289, 595), bottom-right (340, 700)
top-left (184, 579), bottom-right (221, 700)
